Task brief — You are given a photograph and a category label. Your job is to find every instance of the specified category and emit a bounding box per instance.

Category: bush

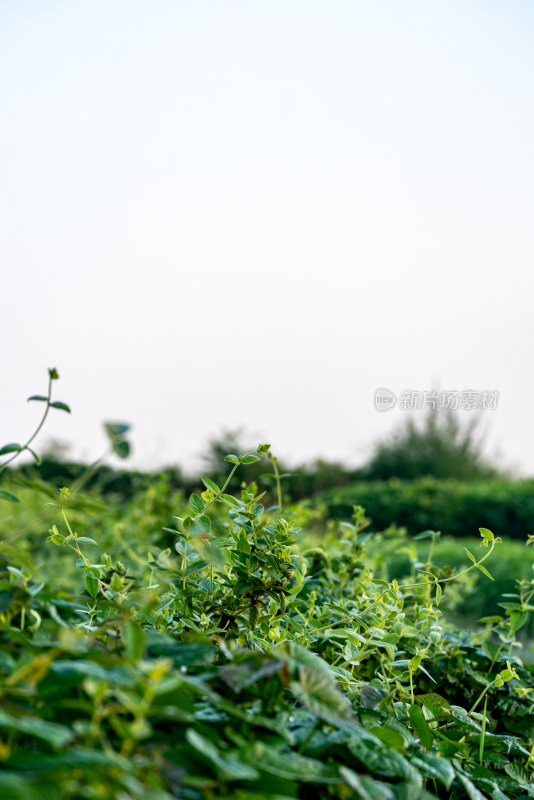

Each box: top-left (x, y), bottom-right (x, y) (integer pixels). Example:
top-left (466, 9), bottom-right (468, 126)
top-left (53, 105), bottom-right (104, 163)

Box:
top-left (321, 476), bottom-right (534, 541)
top-left (362, 408), bottom-right (501, 481)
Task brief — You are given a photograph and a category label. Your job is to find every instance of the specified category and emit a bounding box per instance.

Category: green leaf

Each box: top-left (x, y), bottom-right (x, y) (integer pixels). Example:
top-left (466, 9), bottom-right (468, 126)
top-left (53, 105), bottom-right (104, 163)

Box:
top-left (189, 493), bottom-right (205, 513)
top-left (27, 394), bottom-right (48, 402)
top-left (409, 754), bottom-right (454, 790)
top-left (0, 443), bottom-right (22, 455)
top-left (0, 710), bottom-right (72, 749)
top-left (0, 489), bottom-right (20, 503)
top-left (85, 572), bottom-right (99, 598)
top-left (360, 684), bottom-right (386, 709)
top-left (220, 493), bottom-right (241, 509)
top-left (123, 621), bottom-right (145, 661)
top-left (509, 610), bottom-right (529, 633)
top-left (201, 476), bottom-right (220, 494)
top-left (409, 704), bottom-right (433, 750)
top-left (340, 769), bottom-right (395, 800)
top-left (224, 454), bottom-right (240, 464)
top-left (290, 665), bottom-right (354, 727)
top-left (26, 447), bottom-right (41, 465)
top-left (241, 453), bottom-right (261, 464)
top-left (408, 656), bottom-right (421, 672)
top-left (435, 583), bottom-right (442, 606)
top-left (479, 527), bottom-right (494, 540)
top-left (112, 439), bottom-right (130, 459)
top-left (476, 563), bottom-right (494, 580)
top-left (457, 773), bottom-right (486, 800)
top-left (245, 741), bottom-right (339, 783)
top-left (50, 401), bottom-right (71, 413)
top-left (104, 422), bottom-right (130, 437)
top-left (48, 367), bottom-right (59, 380)
top-left (464, 548), bottom-right (476, 564)
top-left (415, 693), bottom-right (451, 717)
top-left (76, 537), bottom-right (97, 545)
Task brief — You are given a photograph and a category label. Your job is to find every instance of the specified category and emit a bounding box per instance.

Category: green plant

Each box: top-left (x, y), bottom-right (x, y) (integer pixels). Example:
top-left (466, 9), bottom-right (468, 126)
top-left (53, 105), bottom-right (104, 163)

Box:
top-left (0, 377), bottom-right (533, 799)
top-left (0, 368), bottom-right (70, 502)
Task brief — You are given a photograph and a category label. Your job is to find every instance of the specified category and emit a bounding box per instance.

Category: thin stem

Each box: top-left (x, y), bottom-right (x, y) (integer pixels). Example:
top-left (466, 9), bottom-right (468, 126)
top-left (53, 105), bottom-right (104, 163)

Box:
top-left (272, 455), bottom-right (283, 511)
top-left (479, 695), bottom-right (488, 764)
top-left (201, 463), bottom-right (240, 515)
top-left (0, 374), bottom-right (53, 475)
top-left (469, 682), bottom-right (493, 716)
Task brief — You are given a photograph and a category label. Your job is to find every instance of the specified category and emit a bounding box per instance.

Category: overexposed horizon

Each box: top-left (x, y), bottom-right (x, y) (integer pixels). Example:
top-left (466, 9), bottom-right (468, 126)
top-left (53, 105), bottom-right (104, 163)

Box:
top-left (2, 1), bottom-right (533, 475)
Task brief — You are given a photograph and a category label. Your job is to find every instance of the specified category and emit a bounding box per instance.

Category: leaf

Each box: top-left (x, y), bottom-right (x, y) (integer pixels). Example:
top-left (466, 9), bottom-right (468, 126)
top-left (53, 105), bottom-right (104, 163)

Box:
top-left (224, 454), bottom-right (240, 464)
top-left (347, 738), bottom-right (420, 782)
top-left (0, 710), bottom-right (72, 748)
top-left (189, 493), bottom-right (205, 513)
top-left (245, 741), bottom-right (339, 783)
top-left (85, 572), bottom-right (99, 598)
top-left (415, 693), bottom-right (451, 717)
top-left (479, 527), bottom-right (494, 540)
top-left (435, 583), bottom-right (442, 606)
top-left (186, 729), bottom-right (259, 781)
top-left (457, 774), bottom-right (486, 800)
top-left (241, 454), bottom-right (261, 464)
top-left (290, 664), bottom-right (354, 727)
top-left (476, 564), bottom-right (494, 580)
top-left (409, 704), bottom-right (433, 750)
top-left (360, 685), bottom-right (386, 709)
top-left (409, 754), bottom-right (454, 790)
top-left (123, 621), bottom-right (145, 661)
top-left (50, 401), bottom-right (71, 413)
top-left (408, 656), bottom-right (421, 672)
top-left (508, 611), bottom-right (528, 633)
top-left (26, 447), bottom-right (41, 465)
top-left (0, 591), bottom-right (12, 612)
top-left (220, 493), bottom-right (242, 509)
top-left (104, 422), bottom-right (130, 437)
top-left (201, 476), bottom-right (220, 494)
top-left (0, 489), bottom-right (20, 503)
top-left (339, 769), bottom-right (395, 800)
top-left (0, 443), bottom-right (22, 455)
top-left (464, 548), bottom-right (477, 564)
top-left (76, 537), bottom-right (97, 544)
top-left (112, 440), bottom-right (130, 459)
top-left (27, 394), bottom-right (48, 402)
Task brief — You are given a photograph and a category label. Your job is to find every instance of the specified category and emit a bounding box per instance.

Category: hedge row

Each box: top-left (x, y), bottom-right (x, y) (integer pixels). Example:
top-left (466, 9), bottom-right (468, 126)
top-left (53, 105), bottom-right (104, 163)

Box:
top-left (320, 476), bottom-right (534, 540)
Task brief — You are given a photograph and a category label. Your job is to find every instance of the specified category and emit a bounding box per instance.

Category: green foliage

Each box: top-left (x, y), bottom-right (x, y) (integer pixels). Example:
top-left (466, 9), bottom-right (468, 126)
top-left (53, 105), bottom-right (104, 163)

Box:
top-left (322, 476), bottom-right (534, 541)
top-left (1, 376), bottom-right (534, 799)
top-left (362, 408), bottom-right (501, 481)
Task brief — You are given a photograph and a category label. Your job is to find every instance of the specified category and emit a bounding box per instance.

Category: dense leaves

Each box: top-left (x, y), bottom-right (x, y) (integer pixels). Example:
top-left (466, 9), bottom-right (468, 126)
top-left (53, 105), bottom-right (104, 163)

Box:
top-left (0, 382), bottom-right (533, 799)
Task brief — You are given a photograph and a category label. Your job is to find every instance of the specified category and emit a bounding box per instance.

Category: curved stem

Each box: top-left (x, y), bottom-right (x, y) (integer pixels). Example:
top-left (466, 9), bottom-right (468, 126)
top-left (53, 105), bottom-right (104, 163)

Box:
top-left (0, 374), bottom-right (54, 475)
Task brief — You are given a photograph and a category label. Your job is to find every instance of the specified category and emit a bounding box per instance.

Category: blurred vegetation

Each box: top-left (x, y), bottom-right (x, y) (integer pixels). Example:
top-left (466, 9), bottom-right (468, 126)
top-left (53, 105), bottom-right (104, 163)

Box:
top-left (360, 407), bottom-right (503, 482)
top-left (321, 477), bottom-right (534, 541)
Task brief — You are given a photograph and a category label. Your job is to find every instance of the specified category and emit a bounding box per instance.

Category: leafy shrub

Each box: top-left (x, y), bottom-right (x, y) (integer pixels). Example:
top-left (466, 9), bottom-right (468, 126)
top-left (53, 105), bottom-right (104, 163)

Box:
top-left (0, 372), bottom-right (533, 799)
top-left (322, 477), bottom-right (534, 541)
top-left (361, 407), bottom-right (501, 482)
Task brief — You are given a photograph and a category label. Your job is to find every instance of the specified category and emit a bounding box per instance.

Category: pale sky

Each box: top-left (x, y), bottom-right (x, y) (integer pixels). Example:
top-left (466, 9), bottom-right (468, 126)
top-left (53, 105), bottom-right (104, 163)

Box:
top-left (1, 1), bottom-right (533, 474)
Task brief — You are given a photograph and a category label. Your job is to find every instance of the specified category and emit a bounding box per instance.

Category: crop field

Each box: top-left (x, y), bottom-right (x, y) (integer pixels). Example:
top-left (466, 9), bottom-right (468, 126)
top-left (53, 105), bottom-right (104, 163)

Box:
top-left (0, 372), bottom-right (533, 800)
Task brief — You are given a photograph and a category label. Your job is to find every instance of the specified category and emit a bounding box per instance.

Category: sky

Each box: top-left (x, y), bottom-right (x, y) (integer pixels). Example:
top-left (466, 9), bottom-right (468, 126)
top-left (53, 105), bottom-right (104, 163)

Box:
top-left (1, 0), bottom-right (533, 474)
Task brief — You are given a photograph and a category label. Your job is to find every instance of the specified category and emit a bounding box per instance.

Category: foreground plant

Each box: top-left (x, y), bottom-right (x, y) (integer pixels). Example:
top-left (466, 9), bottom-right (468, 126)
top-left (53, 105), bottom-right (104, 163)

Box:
top-left (0, 380), bottom-right (533, 799)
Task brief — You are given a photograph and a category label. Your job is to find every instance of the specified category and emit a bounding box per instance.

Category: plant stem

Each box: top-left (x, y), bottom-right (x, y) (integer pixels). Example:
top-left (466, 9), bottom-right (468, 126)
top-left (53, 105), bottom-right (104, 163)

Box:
top-left (479, 695), bottom-right (488, 764)
top-left (272, 455), bottom-right (282, 511)
top-left (0, 374), bottom-right (53, 475)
